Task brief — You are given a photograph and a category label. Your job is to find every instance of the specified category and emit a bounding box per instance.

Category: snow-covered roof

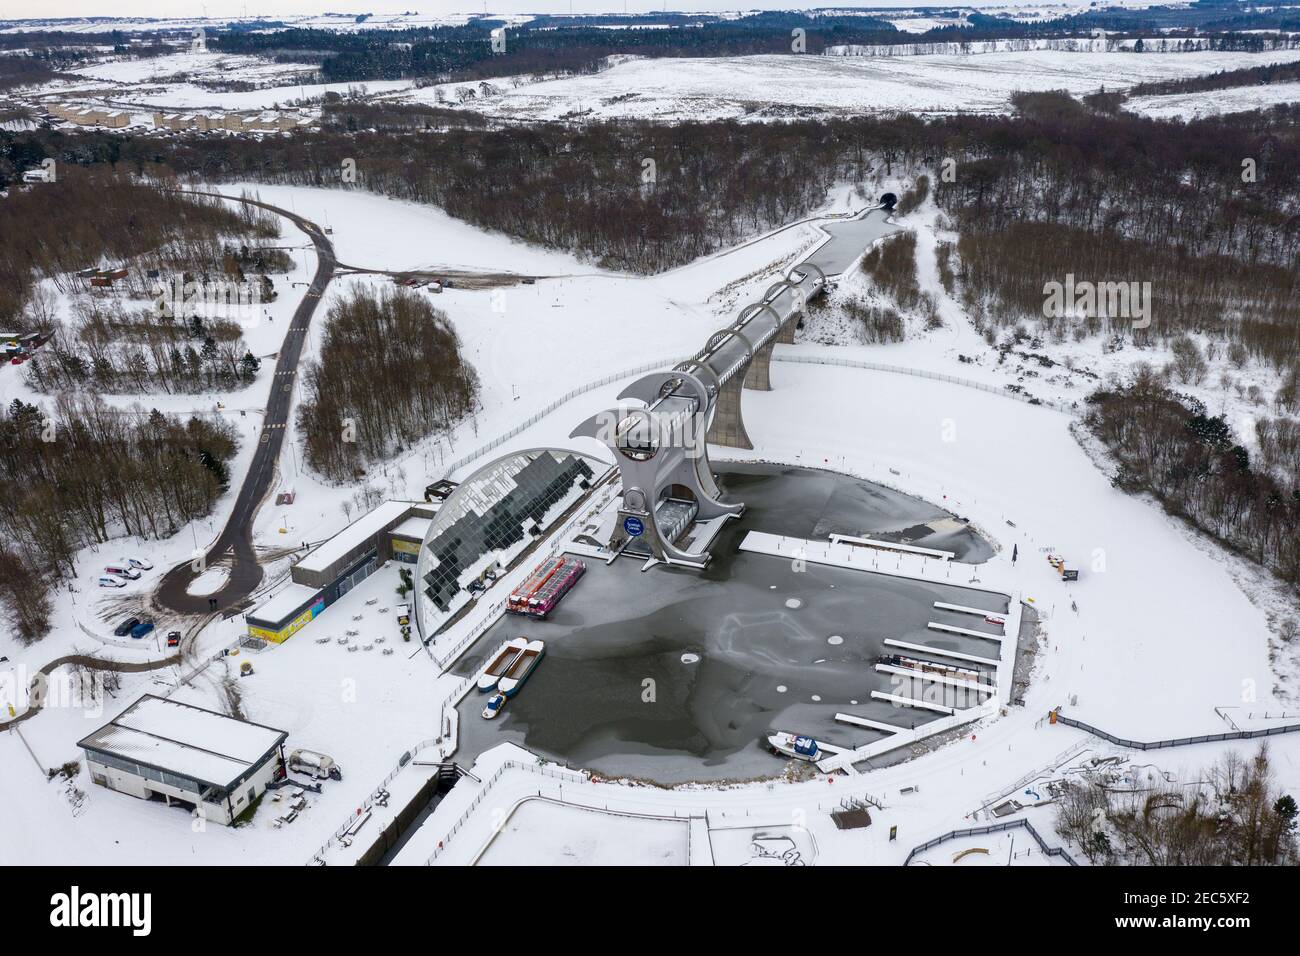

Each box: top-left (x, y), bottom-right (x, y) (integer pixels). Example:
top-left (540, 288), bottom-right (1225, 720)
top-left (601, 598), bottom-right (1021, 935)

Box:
top-left (247, 582), bottom-right (321, 626)
top-left (390, 515), bottom-right (432, 541)
top-left (293, 500), bottom-right (413, 575)
top-left (78, 695), bottom-right (286, 790)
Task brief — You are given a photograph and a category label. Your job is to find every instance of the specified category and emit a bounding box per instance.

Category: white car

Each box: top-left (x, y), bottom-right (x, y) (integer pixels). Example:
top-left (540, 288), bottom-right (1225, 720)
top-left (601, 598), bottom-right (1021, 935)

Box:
top-left (124, 557), bottom-right (154, 571)
top-left (97, 575), bottom-right (128, 588)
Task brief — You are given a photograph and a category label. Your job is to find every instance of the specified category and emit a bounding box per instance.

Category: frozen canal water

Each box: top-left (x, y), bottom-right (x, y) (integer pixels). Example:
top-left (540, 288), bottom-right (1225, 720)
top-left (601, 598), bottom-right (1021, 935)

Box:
top-left (806, 207), bottom-right (898, 276)
top-left (452, 464), bottom-right (1007, 784)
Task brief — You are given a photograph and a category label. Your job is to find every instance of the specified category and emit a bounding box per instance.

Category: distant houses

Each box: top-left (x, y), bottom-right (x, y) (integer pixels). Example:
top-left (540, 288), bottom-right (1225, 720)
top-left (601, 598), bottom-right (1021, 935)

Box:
top-left (150, 110), bottom-right (311, 134)
top-left (46, 104), bottom-right (130, 128)
top-left (38, 101), bottom-right (312, 135)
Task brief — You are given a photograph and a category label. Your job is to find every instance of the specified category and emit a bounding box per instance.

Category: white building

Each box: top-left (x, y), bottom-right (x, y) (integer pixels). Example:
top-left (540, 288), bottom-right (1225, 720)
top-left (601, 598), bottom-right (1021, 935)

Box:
top-left (78, 695), bottom-right (288, 826)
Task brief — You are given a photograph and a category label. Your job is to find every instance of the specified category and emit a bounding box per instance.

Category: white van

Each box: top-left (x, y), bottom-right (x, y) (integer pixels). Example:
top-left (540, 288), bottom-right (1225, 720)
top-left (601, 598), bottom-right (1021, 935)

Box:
top-left (104, 564), bottom-right (141, 580)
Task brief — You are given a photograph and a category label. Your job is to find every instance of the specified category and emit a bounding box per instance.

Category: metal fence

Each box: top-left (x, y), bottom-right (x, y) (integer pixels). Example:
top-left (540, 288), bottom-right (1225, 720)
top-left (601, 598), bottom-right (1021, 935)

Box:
top-left (904, 818), bottom-right (1079, 866)
top-left (979, 737), bottom-right (1091, 812)
top-left (418, 355), bottom-right (687, 484)
top-left (1053, 711), bottom-right (1300, 751)
top-left (308, 735), bottom-right (441, 864)
top-left (772, 353), bottom-right (1078, 414)
top-left (425, 759), bottom-right (589, 863)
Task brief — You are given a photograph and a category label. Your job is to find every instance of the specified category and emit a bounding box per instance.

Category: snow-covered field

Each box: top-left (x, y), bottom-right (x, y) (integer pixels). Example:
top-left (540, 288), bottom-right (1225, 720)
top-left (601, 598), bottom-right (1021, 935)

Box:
top-left (0, 13), bottom-right (537, 35)
top-left (1126, 79), bottom-right (1300, 119)
top-left (28, 49), bottom-right (414, 114)
top-left (411, 48), bottom-right (1300, 121)
top-left (15, 26), bottom-right (1300, 124)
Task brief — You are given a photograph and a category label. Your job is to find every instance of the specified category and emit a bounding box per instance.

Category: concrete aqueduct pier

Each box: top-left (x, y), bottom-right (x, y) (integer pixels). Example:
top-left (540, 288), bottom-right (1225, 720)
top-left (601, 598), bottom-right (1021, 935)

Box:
top-left (569, 262), bottom-right (827, 567)
top-left (570, 206), bottom-right (897, 568)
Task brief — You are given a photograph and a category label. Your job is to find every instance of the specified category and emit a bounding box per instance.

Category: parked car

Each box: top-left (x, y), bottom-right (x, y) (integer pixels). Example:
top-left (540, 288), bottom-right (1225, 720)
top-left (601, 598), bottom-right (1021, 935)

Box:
top-left (113, 617), bottom-right (141, 637)
top-left (98, 575), bottom-right (128, 588)
top-left (129, 620), bottom-right (155, 639)
top-left (166, 631), bottom-right (181, 648)
top-left (124, 557), bottom-right (154, 571)
top-left (104, 564), bottom-right (140, 580)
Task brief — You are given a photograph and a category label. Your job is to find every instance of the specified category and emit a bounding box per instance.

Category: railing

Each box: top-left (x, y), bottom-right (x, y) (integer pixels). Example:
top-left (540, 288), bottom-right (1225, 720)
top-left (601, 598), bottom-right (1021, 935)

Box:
top-left (1052, 711), bottom-right (1300, 751)
top-left (466, 794), bottom-right (702, 866)
top-left (430, 600), bottom-right (506, 671)
top-left (308, 735), bottom-right (441, 864)
top-left (421, 355), bottom-right (687, 484)
top-left (426, 470), bottom-right (618, 671)
top-left (978, 737), bottom-right (1091, 812)
top-left (426, 759), bottom-right (590, 863)
top-left (905, 818), bottom-right (1079, 866)
top-left (772, 353), bottom-right (1077, 413)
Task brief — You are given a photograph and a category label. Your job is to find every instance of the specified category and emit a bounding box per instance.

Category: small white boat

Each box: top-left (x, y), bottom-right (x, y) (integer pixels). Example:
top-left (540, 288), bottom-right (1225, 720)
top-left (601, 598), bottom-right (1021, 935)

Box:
top-left (482, 692), bottom-right (507, 720)
top-left (767, 732), bottom-right (821, 761)
top-left (477, 637), bottom-right (528, 693)
top-left (498, 640), bottom-right (545, 697)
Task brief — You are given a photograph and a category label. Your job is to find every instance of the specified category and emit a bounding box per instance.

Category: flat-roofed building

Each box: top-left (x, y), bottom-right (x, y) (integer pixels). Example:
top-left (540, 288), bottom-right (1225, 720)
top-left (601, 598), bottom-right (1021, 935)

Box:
top-left (244, 499), bottom-right (439, 643)
top-left (78, 695), bottom-right (288, 826)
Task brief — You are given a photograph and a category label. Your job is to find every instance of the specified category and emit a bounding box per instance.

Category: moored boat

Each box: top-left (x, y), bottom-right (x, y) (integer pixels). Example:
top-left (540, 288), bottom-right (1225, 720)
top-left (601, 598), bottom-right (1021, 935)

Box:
top-left (478, 637), bottom-right (529, 692)
top-left (880, 653), bottom-right (981, 683)
top-left (497, 639), bottom-right (545, 697)
top-left (767, 731), bottom-right (821, 761)
top-left (482, 692), bottom-right (507, 720)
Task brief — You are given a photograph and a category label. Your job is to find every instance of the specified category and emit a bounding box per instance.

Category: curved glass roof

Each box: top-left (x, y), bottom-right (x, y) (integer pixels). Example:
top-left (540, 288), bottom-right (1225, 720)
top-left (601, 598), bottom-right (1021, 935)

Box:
top-left (415, 448), bottom-right (604, 639)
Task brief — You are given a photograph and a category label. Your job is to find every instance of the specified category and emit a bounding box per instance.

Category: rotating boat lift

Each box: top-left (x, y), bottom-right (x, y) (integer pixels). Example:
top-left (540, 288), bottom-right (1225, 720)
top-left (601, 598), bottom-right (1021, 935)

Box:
top-left (570, 262), bottom-right (827, 566)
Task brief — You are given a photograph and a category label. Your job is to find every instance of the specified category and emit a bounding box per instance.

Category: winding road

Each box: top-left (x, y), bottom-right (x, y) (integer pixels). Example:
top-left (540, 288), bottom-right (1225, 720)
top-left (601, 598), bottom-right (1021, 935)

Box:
top-left (156, 193), bottom-right (337, 615)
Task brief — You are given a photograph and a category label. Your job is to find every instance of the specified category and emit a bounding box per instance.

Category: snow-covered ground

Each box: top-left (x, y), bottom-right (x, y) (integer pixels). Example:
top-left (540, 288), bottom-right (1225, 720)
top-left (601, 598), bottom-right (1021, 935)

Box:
top-left (4, 175), bottom-right (1299, 866)
top-left (0, 13), bottom-right (537, 35)
top-left (476, 799), bottom-right (690, 866)
top-left (15, 25), bottom-right (1300, 124)
top-left (13, 49), bottom-right (412, 117)
top-left (1126, 79), bottom-right (1300, 119)
top-left (0, 178), bottom-right (848, 685)
top-left (409, 48), bottom-right (1300, 121)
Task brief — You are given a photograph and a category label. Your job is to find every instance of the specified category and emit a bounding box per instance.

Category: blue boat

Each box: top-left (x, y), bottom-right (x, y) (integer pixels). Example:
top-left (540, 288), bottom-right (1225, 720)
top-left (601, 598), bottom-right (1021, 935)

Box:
top-left (767, 732), bottom-right (821, 761)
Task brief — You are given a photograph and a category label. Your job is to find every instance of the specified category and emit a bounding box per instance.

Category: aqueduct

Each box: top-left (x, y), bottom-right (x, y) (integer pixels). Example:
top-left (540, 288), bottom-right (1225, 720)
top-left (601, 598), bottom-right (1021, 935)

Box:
top-left (570, 260), bottom-right (827, 565)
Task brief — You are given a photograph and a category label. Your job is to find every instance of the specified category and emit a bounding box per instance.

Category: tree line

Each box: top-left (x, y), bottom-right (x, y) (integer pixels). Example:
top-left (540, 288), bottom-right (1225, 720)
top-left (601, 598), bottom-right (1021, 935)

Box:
top-left (1085, 366), bottom-right (1300, 588)
top-left (1126, 58), bottom-right (1300, 97)
top-left (209, 14), bottom-right (906, 85)
top-left (25, 299), bottom-right (262, 396)
top-left (0, 396), bottom-right (239, 643)
top-left (201, 9), bottom-right (1300, 85)
top-left (1055, 743), bottom-right (1297, 865)
top-left (955, 220), bottom-right (1300, 372)
top-left (0, 166), bottom-right (280, 324)
top-left (939, 91), bottom-right (1300, 370)
top-left (10, 86), bottom-right (1291, 282)
top-left (297, 287), bottom-right (479, 482)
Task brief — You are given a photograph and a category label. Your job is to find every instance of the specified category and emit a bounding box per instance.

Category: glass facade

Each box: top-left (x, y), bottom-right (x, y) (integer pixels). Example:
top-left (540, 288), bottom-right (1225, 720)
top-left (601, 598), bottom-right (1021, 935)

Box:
top-left (418, 450), bottom-right (596, 618)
